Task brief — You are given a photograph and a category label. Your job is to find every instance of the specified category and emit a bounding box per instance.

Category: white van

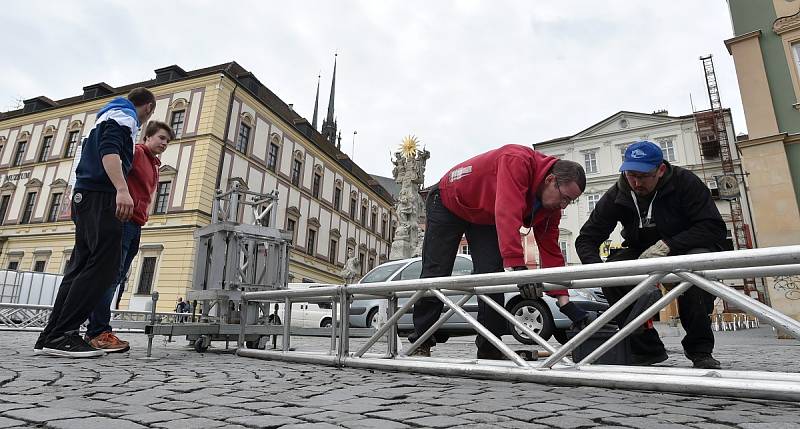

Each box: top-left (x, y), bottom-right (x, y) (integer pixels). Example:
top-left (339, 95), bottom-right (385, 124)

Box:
top-left (267, 283), bottom-right (334, 328)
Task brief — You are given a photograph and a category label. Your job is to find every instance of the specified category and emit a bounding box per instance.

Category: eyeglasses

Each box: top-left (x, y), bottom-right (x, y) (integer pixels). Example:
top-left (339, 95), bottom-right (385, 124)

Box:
top-left (556, 180), bottom-right (578, 208)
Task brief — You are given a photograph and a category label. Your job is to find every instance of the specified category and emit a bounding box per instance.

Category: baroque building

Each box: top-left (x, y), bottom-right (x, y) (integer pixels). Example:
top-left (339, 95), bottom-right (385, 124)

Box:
top-left (533, 110), bottom-right (755, 289)
top-left (0, 61), bottom-right (395, 311)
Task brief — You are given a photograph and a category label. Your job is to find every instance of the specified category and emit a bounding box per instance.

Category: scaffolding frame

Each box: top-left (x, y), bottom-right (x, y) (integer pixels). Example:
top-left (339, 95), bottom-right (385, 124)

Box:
top-left (145, 183), bottom-right (293, 354)
top-left (238, 245), bottom-right (800, 401)
top-left (693, 54), bottom-right (757, 297)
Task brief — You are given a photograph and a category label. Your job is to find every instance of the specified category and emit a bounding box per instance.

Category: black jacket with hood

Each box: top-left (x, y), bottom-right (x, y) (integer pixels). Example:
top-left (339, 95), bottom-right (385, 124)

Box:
top-left (576, 162), bottom-right (727, 264)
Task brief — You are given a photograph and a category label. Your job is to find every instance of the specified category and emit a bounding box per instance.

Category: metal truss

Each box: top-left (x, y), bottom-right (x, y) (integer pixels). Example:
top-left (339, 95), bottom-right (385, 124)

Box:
top-left (238, 245), bottom-right (800, 401)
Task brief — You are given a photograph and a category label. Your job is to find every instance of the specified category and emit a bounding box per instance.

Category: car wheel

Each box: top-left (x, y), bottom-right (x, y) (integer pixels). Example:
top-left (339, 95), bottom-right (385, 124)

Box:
top-left (552, 328), bottom-right (568, 345)
top-left (366, 307), bottom-right (379, 328)
top-left (509, 299), bottom-right (553, 344)
top-left (321, 318), bottom-right (332, 328)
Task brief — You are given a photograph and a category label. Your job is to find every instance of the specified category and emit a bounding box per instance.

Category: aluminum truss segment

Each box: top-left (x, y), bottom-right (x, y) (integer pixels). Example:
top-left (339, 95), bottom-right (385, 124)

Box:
top-left (238, 245), bottom-right (800, 401)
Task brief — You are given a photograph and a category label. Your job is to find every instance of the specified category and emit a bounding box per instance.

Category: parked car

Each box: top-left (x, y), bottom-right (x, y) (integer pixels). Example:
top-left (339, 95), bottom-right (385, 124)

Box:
top-left (349, 256), bottom-right (608, 344)
top-left (262, 283), bottom-right (334, 328)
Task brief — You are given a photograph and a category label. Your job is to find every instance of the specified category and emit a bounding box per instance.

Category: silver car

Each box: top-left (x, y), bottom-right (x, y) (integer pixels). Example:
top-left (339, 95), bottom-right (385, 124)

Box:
top-left (349, 255), bottom-right (608, 344)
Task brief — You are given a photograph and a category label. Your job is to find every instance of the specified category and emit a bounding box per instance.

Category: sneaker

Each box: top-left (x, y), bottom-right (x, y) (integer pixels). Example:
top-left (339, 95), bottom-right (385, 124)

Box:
top-left (631, 350), bottom-right (669, 366)
top-left (33, 335), bottom-right (46, 356)
top-left (42, 333), bottom-right (105, 358)
top-left (408, 343), bottom-right (431, 357)
top-left (686, 352), bottom-right (721, 369)
top-left (88, 332), bottom-right (130, 353)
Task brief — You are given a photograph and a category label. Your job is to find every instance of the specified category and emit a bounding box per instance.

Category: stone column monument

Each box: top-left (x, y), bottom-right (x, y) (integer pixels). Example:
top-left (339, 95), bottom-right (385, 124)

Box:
top-left (390, 135), bottom-right (430, 260)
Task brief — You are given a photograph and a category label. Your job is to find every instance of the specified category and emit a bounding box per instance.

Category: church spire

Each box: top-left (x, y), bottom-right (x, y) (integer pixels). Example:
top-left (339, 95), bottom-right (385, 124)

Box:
top-left (321, 54), bottom-right (338, 146)
top-left (311, 74), bottom-right (320, 130)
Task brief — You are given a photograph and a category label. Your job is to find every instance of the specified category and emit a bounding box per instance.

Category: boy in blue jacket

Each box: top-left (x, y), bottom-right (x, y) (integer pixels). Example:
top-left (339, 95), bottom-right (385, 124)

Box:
top-left (34, 87), bottom-right (156, 358)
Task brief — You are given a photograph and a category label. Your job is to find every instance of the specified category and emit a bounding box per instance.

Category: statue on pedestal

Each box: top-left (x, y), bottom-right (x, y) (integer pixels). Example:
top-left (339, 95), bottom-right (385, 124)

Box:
top-left (390, 135), bottom-right (430, 260)
top-left (340, 248), bottom-right (362, 284)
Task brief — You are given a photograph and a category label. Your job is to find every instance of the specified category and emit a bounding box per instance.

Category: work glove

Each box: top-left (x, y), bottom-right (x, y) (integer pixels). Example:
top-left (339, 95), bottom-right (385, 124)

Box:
top-left (639, 239), bottom-right (670, 259)
top-left (511, 266), bottom-right (544, 299)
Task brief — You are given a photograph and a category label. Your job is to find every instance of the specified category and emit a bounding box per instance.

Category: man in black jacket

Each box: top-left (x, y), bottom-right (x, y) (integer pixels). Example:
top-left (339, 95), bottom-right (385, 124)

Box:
top-left (34, 88), bottom-right (156, 358)
top-left (576, 141), bottom-right (726, 369)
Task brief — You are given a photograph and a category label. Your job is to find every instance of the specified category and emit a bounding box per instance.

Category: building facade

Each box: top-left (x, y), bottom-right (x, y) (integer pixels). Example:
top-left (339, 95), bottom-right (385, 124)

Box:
top-left (725, 0), bottom-right (800, 247)
top-left (0, 62), bottom-right (395, 312)
top-left (532, 110), bottom-right (754, 285)
top-left (726, 0), bottom-right (800, 327)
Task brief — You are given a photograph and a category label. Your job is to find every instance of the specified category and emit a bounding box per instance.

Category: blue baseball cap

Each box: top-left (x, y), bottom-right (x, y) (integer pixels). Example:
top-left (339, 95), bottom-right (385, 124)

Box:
top-left (620, 141), bottom-right (663, 173)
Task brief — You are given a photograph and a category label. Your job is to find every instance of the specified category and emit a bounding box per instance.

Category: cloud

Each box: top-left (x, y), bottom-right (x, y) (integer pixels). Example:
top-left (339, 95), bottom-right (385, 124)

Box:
top-left (1, 0), bottom-right (744, 186)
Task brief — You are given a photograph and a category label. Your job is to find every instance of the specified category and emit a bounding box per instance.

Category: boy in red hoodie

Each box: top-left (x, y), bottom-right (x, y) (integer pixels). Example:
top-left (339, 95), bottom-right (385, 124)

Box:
top-left (85, 121), bottom-right (173, 352)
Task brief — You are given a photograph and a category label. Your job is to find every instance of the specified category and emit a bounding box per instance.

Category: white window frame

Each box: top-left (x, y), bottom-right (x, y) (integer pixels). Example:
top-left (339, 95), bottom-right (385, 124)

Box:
top-left (793, 42), bottom-right (800, 78)
top-left (587, 193), bottom-right (601, 214)
top-left (583, 151), bottom-right (598, 174)
top-left (659, 138), bottom-right (676, 162)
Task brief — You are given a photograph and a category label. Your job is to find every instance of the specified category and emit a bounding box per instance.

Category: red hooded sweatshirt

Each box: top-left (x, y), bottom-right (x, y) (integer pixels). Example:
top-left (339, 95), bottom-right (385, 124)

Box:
top-left (437, 145), bottom-right (567, 295)
top-left (129, 144), bottom-right (161, 226)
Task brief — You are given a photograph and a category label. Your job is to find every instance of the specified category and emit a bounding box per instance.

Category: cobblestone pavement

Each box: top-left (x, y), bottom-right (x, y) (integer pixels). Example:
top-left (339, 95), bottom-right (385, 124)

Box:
top-left (1, 325), bottom-right (799, 428)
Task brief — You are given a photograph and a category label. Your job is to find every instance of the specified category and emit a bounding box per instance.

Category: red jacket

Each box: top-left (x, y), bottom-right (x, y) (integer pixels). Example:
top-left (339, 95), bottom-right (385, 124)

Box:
top-left (129, 144), bottom-right (161, 226)
top-left (438, 144), bottom-right (566, 274)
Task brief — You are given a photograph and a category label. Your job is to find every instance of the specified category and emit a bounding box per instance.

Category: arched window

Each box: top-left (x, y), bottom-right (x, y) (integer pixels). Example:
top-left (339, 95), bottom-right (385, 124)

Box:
top-left (168, 98), bottom-right (189, 137)
top-left (267, 133), bottom-right (282, 172)
top-left (12, 131), bottom-right (30, 167)
top-left (236, 112), bottom-right (254, 153)
top-left (333, 180), bottom-right (343, 211)
top-left (63, 120), bottom-right (83, 158)
top-left (38, 126), bottom-right (57, 163)
top-left (290, 151), bottom-right (303, 186)
top-left (311, 165), bottom-right (323, 198)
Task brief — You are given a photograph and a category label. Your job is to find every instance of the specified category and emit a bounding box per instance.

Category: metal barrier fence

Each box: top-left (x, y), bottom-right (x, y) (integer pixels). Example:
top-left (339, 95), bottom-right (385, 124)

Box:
top-left (0, 302), bottom-right (183, 332)
top-left (0, 270), bottom-right (62, 305)
top-left (238, 245), bottom-right (800, 401)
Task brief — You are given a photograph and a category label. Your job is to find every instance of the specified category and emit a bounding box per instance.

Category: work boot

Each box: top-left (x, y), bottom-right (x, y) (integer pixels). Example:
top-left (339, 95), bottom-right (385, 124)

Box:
top-left (631, 350), bottom-right (669, 366)
top-left (571, 310), bottom-right (598, 330)
top-left (686, 352), bottom-right (721, 369)
top-left (408, 343), bottom-right (431, 357)
top-left (476, 348), bottom-right (505, 360)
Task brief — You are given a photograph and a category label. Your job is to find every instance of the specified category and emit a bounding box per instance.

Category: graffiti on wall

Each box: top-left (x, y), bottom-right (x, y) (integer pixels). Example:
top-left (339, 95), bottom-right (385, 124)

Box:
top-left (772, 276), bottom-right (800, 301)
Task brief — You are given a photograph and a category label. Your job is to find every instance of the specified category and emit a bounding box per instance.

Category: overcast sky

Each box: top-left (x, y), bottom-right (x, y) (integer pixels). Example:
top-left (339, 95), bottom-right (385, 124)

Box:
top-left (2, 1), bottom-right (743, 186)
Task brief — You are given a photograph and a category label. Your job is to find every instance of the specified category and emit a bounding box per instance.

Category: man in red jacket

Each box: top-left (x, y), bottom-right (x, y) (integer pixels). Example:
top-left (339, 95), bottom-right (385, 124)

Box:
top-left (409, 144), bottom-right (589, 359)
top-left (85, 121), bottom-right (173, 352)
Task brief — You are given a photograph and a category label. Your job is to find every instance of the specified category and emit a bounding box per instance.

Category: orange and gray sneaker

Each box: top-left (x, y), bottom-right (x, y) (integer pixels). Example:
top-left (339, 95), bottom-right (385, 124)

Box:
top-left (87, 332), bottom-right (130, 353)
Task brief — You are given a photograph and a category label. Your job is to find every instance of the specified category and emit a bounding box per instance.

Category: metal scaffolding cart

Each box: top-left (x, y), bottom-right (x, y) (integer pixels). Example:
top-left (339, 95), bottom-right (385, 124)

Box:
top-left (145, 183), bottom-right (292, 355)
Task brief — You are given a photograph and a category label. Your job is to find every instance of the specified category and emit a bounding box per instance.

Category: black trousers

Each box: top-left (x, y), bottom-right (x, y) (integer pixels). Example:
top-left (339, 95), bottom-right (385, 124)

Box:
top-left (602, 247), bottom-right (716, 356)
top-left (410, 188), bottom-right (506, 352)
top-left (40, 190), bottom-right (123, 341)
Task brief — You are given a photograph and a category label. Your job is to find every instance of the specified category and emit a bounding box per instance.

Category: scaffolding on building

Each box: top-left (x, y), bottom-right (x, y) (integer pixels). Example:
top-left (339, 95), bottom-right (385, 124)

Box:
top-left (692, 54), bottom-right (758, 299)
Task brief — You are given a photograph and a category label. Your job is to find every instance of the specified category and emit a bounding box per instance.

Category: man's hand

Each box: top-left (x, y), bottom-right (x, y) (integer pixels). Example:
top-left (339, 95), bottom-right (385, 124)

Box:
top-left (639, 239), bottom-right (670, 259)
top-left (518, 282), bottom-right (544, 300)
top-left (510, 266), bottom-right (544, 299)
top-left (115, 188), bottom-right (134, 221)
